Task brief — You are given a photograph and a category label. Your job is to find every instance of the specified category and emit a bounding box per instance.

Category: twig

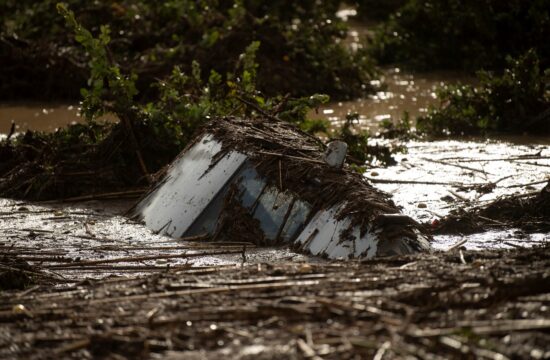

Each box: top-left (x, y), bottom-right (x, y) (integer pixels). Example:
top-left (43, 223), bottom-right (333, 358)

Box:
top-left (116, 110), bottom-right (152, 184)
top-left (514, 161), bottom-right (550, 168)
top-left (257, 151), bottom-right (325, 165)
top-left (0, 263), bottom-right (72, 283)
top-left (421, 157), bottom-right (490, 176)
top-left (410, 319), bottom-right (550, 337)
top-left (6, 121), bottom-right (15, 141)
top-left (297, 338), bottom-right (324, 360)
top-left (54, 338), bottom-right (90, 355)
top-left (278, 160), bottom-right (283, 190)
top-left (39, 189), bottom-right (147, 203)
top-left (441, 155), bottom-right (550, 162)
top-left (79, 279), bottom-right (321, 306)
top-left (45, 250), bottom-right (244, 268)
top-left (459, 250), bottom-right (466, 264)
top-left (477, 215), bottom-right (507, 226)
top-left (503, 242), bottom-right (524, 249)
top-left (506, 178), bottom-right (549, 188)
top-left (445, 239), bottom-right (467, 252)
top-left (373, 341), bottom-right (391, 360)
top-left (235, 95), bottom-right (280, 122)
top-left (365, 178), bottom-right (483, 187)
top-left (448, 190), bottom-right (469, 202)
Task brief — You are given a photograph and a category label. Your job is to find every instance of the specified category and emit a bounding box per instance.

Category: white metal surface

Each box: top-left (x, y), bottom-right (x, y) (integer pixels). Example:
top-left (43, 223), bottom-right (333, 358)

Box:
top-left (135, 135), bottom-right (247, 238)
top-left (293, 203), bottom-right (380, 259)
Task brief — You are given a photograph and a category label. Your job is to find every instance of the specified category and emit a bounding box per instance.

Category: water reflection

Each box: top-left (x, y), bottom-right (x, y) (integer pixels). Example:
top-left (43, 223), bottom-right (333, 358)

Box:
top-left (313, 68), bottom-right (474, 133)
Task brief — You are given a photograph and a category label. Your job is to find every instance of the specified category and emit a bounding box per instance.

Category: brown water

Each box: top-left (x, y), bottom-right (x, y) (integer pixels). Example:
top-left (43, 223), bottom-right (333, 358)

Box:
top-left (321, 8), bottom-right (476, 132)
top-left (0, 103), bottom-right (117, 135)
top-left (0, 103), bottom-right (81, 133)
top-left (314, 68), bottom-right (472, 133)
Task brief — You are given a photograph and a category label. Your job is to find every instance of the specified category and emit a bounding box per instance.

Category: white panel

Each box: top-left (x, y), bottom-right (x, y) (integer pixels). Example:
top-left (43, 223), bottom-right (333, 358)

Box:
top-left (294, 207), bottom-right (339, 256)
top-left (136, 135), bottom-right (247, 237)
top-left (323, 218), bottom-right (354, 259)
top-left (354, 228), bottom-right (379, 259)
top-left (294, 203), bottom-right (381, 260)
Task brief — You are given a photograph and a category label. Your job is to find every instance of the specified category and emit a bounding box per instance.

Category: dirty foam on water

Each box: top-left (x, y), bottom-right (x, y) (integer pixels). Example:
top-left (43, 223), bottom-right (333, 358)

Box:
top-left (367, 139), bottom-right (549, 250)
top-left (0, 199), bottom-right (316, 280)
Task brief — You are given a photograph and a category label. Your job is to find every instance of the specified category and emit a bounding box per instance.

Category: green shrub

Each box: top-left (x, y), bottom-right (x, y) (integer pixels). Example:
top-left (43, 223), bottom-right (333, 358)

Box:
top-left (354, 0), bottom-right (408, 21)
top-left (0, 6), bottom-right (337, 200)
top-left (417, 50), bottom-right (550, 136)
top-left (0, 0), bottom-right (377, 101)
top-left (369, 0), bottom-right (550, 71)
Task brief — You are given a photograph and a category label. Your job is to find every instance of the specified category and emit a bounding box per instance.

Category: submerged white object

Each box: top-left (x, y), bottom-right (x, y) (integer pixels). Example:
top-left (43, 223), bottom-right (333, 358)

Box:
top-left (131, 132), bottom-right (430, 260)
top-left (134, 135), bottom-right (247, 238)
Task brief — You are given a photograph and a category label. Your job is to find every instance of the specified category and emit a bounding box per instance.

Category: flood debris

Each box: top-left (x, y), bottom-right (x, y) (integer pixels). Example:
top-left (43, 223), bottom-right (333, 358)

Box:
top-left (130, 116), bottom-right (430, 260)
top-left (1, 244), bottom-right (549, 359)
top-left (0, 257), bottom-right (36, 291)
top-left (434, 180), bottom-right (550, 234)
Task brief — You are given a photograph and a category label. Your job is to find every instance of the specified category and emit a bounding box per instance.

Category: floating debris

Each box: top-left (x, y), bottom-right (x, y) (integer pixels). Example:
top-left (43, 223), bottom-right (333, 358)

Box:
top-left (1, 245), bottom-right (549, 359)
top-left (130, 117), bottom-right (430, 259)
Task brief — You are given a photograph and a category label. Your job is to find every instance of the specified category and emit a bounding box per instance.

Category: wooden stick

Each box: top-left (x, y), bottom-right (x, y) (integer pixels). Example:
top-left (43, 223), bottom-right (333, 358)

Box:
top-left (365, 178), bottom-right (483, 187)
top-left (297, 338), bottom-right (324, 360)
top-left (278, 160), bottom-right (283, 190)
top-left (410, 319), bottom-right (550, 337)
top-left (257, 151), bottom-right (326, 165)
top-left (445, 239), bottom-right (467, 252)
top-left (506, 178), bottom-right (549, 188)
top-left (40, 189), bottom-right (147, 203)
top-left (45, 250), bottom-right (244, 268)
top-left (421, 157), bottom-right (490, 176)
top-left (440, 155), bottom-right (550, 162)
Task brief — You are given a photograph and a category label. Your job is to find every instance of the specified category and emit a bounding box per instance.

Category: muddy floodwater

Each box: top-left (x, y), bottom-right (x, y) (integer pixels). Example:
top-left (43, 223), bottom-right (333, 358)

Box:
top-left (315, 67), bottom-right (473, 133)
top-left (0, 103), bottom-right (81, 133)
top-left (0, 13), bottom-right (548, 266)
top-left (0, 103), bottom-right (116, 134)
top-left (0, 66), bottom-right (548, 273)
top-left (1, 137), bottom-right (547, 279)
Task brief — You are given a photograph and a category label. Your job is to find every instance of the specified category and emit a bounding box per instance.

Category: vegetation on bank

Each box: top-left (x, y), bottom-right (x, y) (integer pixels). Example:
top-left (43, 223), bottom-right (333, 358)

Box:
top-left (354, 0), bottom-right (407, 21)
top-left (368, 0), bottom-right (550, 72)
top-left (1, 1), bottom-right (549, 201)
top-left (0, 4), bottom-right (384, 200)
top-left (0, 0), bottom-right (377, 101)
top-left (352, 0), bottom-right (550, 136)
top-left (417, 50), bottom-right (550, 136)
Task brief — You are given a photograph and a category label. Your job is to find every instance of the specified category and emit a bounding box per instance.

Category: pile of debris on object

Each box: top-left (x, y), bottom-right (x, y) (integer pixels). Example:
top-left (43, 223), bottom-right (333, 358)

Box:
top-left (130, 116), bottom-right (430, 259)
